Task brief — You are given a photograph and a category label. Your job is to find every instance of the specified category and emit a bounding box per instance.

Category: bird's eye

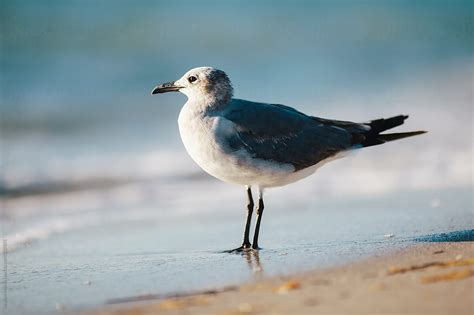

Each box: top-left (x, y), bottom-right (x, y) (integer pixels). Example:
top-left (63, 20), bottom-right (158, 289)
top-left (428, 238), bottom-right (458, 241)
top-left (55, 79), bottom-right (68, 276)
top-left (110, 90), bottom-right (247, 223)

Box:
top-left (188, 76), bottom-right (197, 83)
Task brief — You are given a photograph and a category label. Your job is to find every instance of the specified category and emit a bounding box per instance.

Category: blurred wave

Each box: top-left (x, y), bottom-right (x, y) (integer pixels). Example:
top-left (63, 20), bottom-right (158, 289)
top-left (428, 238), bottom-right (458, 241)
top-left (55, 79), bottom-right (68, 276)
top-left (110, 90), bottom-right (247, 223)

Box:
top-left (1, 60), bottom-right (472, 198)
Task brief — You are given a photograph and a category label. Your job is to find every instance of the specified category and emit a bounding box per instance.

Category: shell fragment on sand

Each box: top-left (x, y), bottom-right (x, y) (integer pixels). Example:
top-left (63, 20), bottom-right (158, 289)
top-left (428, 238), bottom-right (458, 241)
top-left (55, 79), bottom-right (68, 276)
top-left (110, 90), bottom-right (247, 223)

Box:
top-left (274, 280), bottom-right (301, 294)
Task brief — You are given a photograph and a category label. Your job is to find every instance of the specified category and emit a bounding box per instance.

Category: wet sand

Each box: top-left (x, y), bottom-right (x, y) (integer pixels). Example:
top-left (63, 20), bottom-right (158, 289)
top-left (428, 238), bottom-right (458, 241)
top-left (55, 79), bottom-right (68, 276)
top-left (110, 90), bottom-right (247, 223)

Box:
top-left (81, 241), bottom-right (474, 315)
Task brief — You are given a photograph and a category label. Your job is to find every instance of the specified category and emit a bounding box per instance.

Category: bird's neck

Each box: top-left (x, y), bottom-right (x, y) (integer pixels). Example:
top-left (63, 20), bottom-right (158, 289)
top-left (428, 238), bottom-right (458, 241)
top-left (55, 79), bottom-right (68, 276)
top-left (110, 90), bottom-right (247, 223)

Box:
top-left (186, 94), bottom-right (232, 113)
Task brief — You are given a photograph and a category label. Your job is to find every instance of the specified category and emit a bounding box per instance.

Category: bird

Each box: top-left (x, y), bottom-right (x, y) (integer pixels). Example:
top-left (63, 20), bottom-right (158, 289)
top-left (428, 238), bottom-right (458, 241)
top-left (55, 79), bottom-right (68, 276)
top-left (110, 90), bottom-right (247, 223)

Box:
top-left (151, 67), bottom-right (426, 252)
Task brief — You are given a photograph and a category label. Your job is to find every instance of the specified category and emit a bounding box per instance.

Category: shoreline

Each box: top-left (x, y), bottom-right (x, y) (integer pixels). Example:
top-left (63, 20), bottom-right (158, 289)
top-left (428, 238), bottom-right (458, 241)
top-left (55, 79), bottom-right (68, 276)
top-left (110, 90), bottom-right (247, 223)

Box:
top-left (80, 240), bottom-right (474, 315)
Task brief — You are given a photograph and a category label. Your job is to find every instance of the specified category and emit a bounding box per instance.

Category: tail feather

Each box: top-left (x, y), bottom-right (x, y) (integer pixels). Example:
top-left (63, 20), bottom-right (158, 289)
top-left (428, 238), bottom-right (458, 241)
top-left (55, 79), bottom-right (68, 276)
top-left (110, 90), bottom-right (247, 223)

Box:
top-left (360, 115), bottom-right (426, 147)
top-left (368, 115), bottom-right (408, 133)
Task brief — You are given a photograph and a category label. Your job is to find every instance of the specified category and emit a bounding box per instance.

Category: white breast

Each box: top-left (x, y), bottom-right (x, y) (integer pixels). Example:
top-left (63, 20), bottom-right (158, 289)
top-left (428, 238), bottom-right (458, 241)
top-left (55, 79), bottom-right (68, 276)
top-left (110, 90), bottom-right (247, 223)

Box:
top-left (178, 103), bottom-right (258, 184)
top-left (178, 103), bottom-right (234, 181)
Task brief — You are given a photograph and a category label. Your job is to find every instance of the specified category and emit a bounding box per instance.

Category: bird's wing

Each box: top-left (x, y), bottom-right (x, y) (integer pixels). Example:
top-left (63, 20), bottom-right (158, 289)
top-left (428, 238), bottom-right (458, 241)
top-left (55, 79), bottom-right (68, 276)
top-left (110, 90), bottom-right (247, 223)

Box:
top-left (219, 99), bottom-right (356, 171)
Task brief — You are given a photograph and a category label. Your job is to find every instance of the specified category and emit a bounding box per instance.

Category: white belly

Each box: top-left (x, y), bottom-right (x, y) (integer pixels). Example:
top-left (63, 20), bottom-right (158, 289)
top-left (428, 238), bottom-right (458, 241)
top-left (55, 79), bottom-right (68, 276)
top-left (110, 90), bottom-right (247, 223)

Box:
top-left (177, 103), bottom-right (332, 188)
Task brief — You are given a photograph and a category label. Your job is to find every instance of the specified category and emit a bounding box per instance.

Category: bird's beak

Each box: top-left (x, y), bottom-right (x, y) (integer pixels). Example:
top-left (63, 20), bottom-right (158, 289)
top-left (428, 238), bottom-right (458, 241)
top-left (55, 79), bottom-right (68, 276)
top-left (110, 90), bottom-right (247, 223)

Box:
top-left (151, 81), bottom-right (182, 95)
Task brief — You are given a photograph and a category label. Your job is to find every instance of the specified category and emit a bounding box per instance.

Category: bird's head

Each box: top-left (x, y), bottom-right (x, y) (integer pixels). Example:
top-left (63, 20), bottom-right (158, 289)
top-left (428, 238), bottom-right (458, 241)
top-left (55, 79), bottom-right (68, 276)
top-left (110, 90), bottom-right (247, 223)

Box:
top-left (151, 67), bottom-right (233, 105)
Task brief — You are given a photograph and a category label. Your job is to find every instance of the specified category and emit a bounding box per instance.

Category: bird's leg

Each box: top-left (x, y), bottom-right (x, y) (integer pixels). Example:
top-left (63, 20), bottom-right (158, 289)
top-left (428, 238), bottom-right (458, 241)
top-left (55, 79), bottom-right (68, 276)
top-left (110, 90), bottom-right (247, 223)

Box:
top-left (252, 192), bottom-right (264, 250)
top-left (225, 186), bottom-right (254, 253)
top-left (241, 186), bottom-right (254, 248)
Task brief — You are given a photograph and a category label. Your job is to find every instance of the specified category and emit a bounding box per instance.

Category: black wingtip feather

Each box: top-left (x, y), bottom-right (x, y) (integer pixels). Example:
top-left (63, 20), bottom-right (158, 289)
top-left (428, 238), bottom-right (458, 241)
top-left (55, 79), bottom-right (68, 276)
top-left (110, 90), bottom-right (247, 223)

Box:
top-left (359, 115), bottom-right (426, 147)
top-left (362, 130), bottom-right (427, 147)
top-left (378, 130), bottom-right (427, 141)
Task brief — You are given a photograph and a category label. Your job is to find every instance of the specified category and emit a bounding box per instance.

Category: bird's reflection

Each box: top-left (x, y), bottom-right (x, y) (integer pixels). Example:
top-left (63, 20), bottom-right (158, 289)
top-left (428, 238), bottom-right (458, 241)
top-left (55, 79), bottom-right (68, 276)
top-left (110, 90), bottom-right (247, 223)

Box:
top-left (241, 249), bottom-right (264, 276)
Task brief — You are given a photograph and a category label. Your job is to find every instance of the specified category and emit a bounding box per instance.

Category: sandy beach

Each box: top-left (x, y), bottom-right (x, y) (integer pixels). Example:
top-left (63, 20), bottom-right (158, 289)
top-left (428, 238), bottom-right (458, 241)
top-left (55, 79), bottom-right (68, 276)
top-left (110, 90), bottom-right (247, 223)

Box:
top-left (80, 240), bottom-right (474, 315)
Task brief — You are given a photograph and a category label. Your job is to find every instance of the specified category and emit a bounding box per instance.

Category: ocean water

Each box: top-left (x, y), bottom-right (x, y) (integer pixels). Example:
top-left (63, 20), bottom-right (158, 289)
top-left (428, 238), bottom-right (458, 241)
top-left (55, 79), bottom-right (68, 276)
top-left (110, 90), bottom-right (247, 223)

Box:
top-left (1, 1), bottom-right (473, 314)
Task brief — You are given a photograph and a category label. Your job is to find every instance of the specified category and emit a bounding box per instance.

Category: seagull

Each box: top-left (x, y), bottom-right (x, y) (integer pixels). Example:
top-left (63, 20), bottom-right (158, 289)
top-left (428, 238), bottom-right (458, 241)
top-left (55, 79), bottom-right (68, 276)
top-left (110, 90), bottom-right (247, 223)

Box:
top-left (151, 67), bottom-right (426, 251)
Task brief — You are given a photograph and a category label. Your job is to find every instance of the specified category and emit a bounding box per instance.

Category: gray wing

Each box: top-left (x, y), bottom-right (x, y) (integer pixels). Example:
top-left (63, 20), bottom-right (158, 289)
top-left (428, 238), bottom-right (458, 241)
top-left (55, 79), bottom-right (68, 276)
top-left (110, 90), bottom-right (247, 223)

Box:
top-left (220, 99), bottom-right (360, 171)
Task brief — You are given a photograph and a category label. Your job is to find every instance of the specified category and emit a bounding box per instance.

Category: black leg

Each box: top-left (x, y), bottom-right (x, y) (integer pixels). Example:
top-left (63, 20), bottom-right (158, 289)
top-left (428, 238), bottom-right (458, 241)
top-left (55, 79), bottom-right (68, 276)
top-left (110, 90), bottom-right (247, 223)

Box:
top-left (241, 186), bottom-right (254, 248)
top-left (252, 195), bottom-right (264, 250)
top-left (224, 186), bottom-right (254, 253)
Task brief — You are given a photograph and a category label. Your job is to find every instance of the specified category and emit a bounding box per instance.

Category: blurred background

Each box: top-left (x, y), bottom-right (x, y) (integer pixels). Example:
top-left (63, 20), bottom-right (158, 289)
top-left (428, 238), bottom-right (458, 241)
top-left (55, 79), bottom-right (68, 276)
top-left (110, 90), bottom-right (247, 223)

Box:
top-left (0, 1), bottom-right (473, 314)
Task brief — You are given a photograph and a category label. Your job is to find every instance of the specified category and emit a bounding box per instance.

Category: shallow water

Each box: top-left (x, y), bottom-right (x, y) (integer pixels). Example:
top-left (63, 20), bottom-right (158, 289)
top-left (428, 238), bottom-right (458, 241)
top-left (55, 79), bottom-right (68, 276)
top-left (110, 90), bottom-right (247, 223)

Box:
top-left (1, 185), bottom-right (472, 315)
